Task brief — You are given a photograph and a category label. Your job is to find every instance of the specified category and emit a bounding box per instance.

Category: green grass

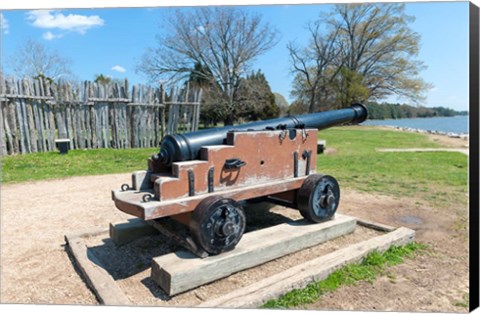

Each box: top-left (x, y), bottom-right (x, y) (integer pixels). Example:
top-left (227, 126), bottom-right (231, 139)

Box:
top-left (262, 242), bottom-right (427, 309)
top-left (1, 148), bottom-right (158, 184)
top-left (454, 293), bottom-right (469, 308)
top-left (317, 126), bottom-right (468, 207)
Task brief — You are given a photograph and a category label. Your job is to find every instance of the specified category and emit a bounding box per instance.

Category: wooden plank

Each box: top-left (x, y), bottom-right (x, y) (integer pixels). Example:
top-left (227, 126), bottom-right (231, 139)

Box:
top-left (122, 82), bottom-right (129, 148)
top-left (2, 99), bottom-right (13, 154)
top-left (15, 80), bottom-right (31, 154)
top-left (356, 218), bottom-right (396, 232)
top-left (44, 80), bottom-right (55, 151)
top-left (12, 78), bottom-right (27, 154)
top-left (199, 226), bottom-right (415, 308)
top-left (70, 84), bottom-right (78, 149)
top-left (89, 82), bottom-right (98, 149)
top-left (94, 84), bottom-right (103, 148)
top-left (39, 79), bottom-right (49, 147)
top-left (0, 73), bottom-right (5, 95)
top-left (77, 101), bottom-right (85, 149)
top-left (64, 234), bottom-right (131, 305)
top-left (122, 103), bottom-right (128, 148)
top-left (137, 86), bottom-right (142, 147)
top-left (118, 83), bottom-right (125, 148)
top-left (0, 76), bottom-right (8, 155)
top-left (65, 87), bottom-right (74, 147)
top-left (23, 80), bottom-right (34, 153)
top-left (103, 102), bottom-right (110, 148)
top-left (160, 84), bottom-right (166, 138)
top-left (82, 81), bottom-right (89, 148)
top-left (153, 105), bottom-right (159, 147)
top-left (111, 83), bottom-right (119, 148)
top-left (84, 104), bottom-right (90, 148)
top-left (129, 86), bottom-right (135, 147)
top-left (52, 84), bottom-right (67, 139)
top-left (35, 101), bottom-right (46, 152)
top-left (0, 94), bottom-right (54, 101)
top-left (34, 80), bottom-right (47, 152)
top-left (24, 79), bottom-right (38, 153)
top-left (151, 214), bottom-right (357, 296)
top-left (109, 218), bottom-right (158, 246)
top-left (145, 87), bottom-right (151, 146)
top-left (0, 98), bottom-right (6, 155)
top-left (6, 79), bottom-right (19, 154)
top-left (41, 100), bottom-right (50, 152)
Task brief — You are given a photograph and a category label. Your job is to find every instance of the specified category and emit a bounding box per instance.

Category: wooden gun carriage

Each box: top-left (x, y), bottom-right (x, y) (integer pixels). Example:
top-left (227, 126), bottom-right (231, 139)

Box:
top-left (112, 104), bottom-right (368, 256)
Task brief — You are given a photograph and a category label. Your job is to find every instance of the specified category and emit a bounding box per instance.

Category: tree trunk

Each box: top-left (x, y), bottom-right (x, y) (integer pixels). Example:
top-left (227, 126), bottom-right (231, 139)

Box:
top-left (224, 113), bottom-right (235, 126)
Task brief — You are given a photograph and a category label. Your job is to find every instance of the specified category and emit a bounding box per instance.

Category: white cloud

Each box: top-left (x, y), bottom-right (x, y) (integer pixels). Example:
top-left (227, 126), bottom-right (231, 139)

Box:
top-left (42, 31), bottom-right (63, 40)
top-left (26, 10), bottom-right (104, 35)
top-left (1, 13), bottom-right (9, 34)
top-left (111, 65), bottom-right (126, 73)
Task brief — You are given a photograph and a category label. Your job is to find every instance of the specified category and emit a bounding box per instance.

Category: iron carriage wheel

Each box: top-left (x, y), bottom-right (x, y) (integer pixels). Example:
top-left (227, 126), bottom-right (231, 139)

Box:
top-left (190, 195), bottom-right (246, 255)
top-left (297, 174), bottom-right (340, 223)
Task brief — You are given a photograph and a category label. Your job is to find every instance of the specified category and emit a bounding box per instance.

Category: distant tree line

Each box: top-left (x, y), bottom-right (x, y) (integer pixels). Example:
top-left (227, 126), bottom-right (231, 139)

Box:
top-left (365, 102), bottom-right (468, 120)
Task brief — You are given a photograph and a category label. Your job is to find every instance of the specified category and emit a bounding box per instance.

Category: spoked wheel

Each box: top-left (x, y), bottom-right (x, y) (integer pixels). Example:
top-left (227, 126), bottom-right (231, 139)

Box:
top-left (190, 196), bottom-right (246, 255)
top-left (297, 174), bottom-right (340, 223)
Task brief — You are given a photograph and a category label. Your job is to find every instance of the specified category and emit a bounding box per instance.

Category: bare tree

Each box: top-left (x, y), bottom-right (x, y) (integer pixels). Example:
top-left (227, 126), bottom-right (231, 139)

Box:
top-left (9, 39), bottom-right (73, 81)
top-left (137, 7), bottom-right (279, 124)
top-left (290, 3), bottom-right (431, 111)
top-left (288, 21), bottom-right (344, 112)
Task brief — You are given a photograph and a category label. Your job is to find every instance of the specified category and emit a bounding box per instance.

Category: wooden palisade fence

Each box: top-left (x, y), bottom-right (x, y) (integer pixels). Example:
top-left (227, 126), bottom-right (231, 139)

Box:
top-left (0, 75), bottom-right (201, 156)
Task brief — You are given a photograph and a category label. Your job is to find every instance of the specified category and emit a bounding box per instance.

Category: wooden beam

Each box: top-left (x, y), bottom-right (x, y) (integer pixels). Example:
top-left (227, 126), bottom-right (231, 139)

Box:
top-left (64, 233), bottom-right (131, 305)
top-left (356, 218), bottom-right (396, 232)
top-left (199, 226), bottom-right (415, 308)
top-left (109, 218), bottom-right (158, 246)
top-left (150, 214), bottom-right (357, 296)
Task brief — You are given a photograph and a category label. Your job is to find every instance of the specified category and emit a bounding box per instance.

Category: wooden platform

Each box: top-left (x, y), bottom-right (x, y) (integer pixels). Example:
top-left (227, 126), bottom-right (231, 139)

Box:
top-left (151, 214), bottom-right (357, 296)
top-left (65, 215), bottom-right (415, 307)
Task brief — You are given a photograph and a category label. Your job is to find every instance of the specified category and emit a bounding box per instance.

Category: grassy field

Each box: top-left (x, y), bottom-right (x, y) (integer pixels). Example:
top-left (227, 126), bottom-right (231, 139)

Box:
top-left (317, 126), bottom-right (468, 207)
top-left (1, 147), bottom-right (158, 183)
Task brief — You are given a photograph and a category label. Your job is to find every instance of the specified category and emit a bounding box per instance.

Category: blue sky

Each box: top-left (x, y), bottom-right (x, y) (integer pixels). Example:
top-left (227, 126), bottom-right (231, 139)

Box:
top-left (0, 1), bottom-right (470, 111)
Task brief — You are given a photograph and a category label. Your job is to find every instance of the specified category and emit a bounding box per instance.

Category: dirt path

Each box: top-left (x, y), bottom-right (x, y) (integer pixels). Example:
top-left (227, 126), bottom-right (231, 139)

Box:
top-left (0, 134), bottom-right (469, 311)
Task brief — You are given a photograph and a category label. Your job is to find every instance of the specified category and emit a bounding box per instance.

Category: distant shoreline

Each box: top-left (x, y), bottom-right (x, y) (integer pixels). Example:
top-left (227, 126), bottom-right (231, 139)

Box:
top-left (368, 114), bottom-right (468, 121)
top-left (361, 115), bottom-right (468, 135)
top-left (368, 124), bottom-right (469, 140)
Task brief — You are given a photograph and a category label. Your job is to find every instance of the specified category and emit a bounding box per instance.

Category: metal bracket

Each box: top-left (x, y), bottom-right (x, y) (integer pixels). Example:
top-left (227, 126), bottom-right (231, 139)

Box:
top-left (188, 170), bottom-right (195, 196)
top-left (302, 150), bottom-right (312, 175)
top-left (224, 158), bottom-right (246, 170)
top-left (293, 152), bottom-right (299, 177)
top-left (208, 167), bottom-right (215, 193)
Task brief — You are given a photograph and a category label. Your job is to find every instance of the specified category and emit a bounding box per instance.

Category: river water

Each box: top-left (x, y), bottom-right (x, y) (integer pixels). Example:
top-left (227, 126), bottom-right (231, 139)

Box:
top-left (361, 115), bottom-right (469, 134)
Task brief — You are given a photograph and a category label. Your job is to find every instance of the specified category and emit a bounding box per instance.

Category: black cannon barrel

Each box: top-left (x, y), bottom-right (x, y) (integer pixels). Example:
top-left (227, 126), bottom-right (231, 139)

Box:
top-left (156, 103), bottom-right (368, 166)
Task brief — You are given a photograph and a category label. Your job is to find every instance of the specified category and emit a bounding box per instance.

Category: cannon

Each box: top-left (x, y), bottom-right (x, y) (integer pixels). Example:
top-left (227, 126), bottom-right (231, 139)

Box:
top-left (112, 104), bottom-right (368, 256)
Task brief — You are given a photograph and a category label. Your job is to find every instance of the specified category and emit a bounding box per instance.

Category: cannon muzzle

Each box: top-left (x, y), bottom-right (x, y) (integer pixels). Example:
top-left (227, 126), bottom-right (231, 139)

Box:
top-left (156, 103), bottom-right (367, 166)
